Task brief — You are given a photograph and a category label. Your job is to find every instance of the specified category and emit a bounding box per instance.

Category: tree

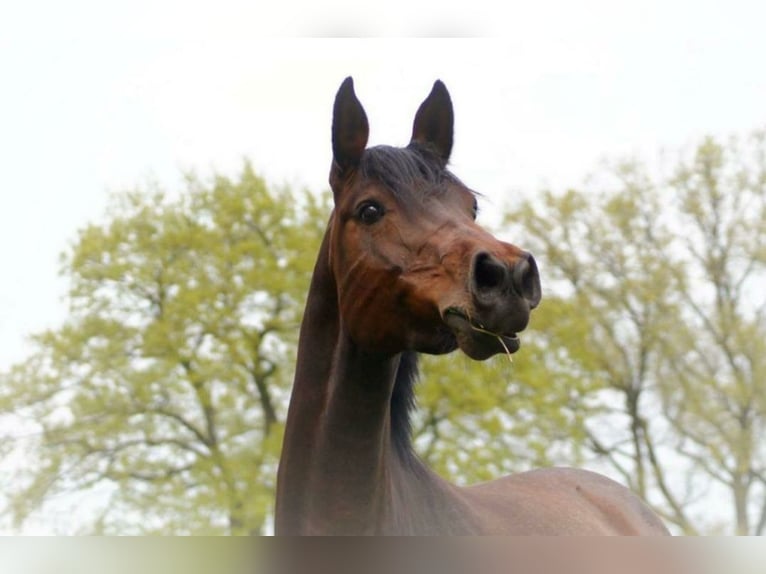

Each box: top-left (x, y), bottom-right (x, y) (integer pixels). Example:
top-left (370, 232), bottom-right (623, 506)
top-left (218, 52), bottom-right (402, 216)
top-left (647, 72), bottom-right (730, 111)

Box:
top-left (0, 163), bottom-right (328, 534)
top-left (661, 134), bottom-right (766, 535)
top-left (503, 131), bottom-right (766, 534)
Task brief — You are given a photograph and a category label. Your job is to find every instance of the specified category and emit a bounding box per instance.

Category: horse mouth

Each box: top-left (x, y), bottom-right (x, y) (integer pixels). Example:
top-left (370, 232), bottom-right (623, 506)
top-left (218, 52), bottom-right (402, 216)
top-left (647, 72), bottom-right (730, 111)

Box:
top-left (442, 307), bottom-right (520, 360)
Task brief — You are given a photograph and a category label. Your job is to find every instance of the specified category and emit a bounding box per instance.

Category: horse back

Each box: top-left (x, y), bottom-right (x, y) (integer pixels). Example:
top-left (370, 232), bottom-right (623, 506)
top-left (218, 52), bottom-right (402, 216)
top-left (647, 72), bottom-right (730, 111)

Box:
top-left (463, 467), bottom-right (670, 535)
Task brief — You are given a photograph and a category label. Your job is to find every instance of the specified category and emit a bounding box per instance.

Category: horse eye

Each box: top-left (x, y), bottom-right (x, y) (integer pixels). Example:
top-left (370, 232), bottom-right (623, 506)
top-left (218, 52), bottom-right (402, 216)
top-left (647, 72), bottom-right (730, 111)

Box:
top-left (357, 201), bottom-right (385, 225)
top-left (472, 198), bottom-right (479, 220)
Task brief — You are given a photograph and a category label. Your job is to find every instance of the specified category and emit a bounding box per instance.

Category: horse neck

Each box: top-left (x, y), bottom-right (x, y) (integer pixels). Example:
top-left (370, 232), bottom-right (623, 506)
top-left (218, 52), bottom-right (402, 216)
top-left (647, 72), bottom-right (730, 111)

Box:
top-left (275, 230), bottom-right (404, 535)
top-left (309, 336), bottom-right (404, 534)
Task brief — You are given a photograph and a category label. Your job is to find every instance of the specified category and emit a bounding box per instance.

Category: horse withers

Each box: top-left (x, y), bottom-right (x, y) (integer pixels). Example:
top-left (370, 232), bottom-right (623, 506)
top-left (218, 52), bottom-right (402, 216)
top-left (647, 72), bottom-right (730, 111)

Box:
top-left (274, 77), bottom-right (669, 535)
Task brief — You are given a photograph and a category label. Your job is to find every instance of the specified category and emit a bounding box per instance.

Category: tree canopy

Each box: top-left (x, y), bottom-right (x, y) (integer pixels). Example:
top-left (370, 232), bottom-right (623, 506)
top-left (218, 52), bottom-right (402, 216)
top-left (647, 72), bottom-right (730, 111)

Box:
top-left (0, 164), bottom-right (327, 534)
top-left (503, 132), bottom-right (766, 534)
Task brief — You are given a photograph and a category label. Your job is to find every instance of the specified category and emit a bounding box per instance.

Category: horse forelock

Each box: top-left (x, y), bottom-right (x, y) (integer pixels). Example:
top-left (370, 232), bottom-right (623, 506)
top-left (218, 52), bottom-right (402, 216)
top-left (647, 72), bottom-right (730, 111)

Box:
top-left (359, 144), bottom-right (464, 201)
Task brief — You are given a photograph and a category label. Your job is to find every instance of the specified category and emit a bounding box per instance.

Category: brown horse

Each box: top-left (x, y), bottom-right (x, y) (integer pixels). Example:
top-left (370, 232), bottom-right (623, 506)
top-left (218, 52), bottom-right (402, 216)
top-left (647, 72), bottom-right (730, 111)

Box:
top-left (274, 77), bottom-right (669, 535)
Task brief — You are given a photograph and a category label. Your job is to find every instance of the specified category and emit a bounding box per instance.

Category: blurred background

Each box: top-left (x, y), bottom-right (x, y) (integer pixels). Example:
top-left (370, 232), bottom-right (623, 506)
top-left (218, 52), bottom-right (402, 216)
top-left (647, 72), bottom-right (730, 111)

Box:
top-left (1, 1), bottom-right (765, 535)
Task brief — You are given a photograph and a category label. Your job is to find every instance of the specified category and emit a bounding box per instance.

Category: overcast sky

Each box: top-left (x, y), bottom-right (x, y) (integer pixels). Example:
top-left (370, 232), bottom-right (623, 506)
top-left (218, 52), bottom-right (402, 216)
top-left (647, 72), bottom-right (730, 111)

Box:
top-left (2, 1), bottom-right (765, 373)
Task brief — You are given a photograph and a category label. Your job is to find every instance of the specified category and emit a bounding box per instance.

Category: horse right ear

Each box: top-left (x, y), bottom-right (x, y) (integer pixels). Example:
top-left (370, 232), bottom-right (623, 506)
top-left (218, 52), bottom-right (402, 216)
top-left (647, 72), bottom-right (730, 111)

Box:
top-left (410, 80), bottom-right (454, 163)
top-left (331, 77), bottom-right (369, 173)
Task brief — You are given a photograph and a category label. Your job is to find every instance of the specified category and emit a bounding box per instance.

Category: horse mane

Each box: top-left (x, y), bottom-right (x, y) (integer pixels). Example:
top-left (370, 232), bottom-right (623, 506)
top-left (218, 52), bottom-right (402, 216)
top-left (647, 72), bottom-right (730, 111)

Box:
top-left (390, 350), bottom-right (420, 460)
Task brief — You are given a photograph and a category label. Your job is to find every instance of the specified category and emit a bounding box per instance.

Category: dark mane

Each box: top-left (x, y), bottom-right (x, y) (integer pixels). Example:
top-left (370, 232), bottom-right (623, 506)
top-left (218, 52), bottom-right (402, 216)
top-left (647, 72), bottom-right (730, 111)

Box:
top-left (390, 350), bottom-right (419, 459)
top-left (360, 144), bottom-right (460, 199)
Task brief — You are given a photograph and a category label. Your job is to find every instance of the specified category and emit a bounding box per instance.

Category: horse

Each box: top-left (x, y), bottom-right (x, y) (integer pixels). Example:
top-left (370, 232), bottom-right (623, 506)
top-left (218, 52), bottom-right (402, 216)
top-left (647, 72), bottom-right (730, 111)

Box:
top-left (274, 77), bottom-right (669, 535)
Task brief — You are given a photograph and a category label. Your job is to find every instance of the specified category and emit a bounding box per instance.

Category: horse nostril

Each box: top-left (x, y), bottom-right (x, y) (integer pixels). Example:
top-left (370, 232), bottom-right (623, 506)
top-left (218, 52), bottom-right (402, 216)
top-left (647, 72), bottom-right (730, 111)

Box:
top-left (473, 252), bottom-right (508, 293)
top-left (512, 253), bottom-right (542, 309)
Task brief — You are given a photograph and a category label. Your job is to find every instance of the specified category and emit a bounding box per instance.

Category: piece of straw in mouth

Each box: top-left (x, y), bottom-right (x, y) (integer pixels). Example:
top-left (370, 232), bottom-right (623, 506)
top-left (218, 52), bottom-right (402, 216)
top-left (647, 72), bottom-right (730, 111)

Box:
top-left (469, 323), bottom-right (514, 364)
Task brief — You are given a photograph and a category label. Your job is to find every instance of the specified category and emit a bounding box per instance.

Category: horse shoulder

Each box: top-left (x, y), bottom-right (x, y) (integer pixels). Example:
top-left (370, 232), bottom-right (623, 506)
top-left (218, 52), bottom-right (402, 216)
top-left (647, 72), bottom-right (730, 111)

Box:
top-left (462, 467), bottom-right (670, 535)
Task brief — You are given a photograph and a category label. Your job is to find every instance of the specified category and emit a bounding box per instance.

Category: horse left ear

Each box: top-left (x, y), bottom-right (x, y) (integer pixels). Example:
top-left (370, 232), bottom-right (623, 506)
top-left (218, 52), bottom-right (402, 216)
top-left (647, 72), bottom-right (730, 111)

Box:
top-left (332, 77), bottom-right (369, 173)
top-left (410, 80), bottom-right (454, 162)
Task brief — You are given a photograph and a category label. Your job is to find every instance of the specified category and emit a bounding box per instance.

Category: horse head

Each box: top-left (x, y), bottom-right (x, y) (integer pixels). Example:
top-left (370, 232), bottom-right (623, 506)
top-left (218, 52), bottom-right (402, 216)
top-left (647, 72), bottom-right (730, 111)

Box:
top-left (326, 77), bottom-right (541, 360)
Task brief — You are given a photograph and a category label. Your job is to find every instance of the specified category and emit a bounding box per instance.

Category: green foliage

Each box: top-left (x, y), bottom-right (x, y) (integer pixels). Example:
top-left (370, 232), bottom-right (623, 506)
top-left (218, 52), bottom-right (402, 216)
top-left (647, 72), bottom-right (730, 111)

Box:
top-left (0, 163), bottom-right (329, 534)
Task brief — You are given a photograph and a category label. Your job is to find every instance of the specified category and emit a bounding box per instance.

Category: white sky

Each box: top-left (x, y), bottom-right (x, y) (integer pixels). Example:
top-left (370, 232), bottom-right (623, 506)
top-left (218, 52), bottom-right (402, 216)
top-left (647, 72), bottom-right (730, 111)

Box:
top-left (2, 1), bottom-right (766, 370)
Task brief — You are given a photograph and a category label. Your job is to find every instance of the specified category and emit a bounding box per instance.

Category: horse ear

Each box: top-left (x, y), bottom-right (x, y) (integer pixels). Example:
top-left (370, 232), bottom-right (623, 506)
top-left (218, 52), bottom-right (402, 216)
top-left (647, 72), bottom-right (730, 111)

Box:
top-left (332, 77), bottom-right (369, 172)
top-left (410, 80), bottom-right (454, 162)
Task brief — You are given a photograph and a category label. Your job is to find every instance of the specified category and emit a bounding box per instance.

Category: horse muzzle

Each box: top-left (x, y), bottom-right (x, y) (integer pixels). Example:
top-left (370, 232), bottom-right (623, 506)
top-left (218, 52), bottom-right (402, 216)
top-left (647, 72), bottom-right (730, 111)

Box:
top-left (440, 249), bottom-right (541, 360)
